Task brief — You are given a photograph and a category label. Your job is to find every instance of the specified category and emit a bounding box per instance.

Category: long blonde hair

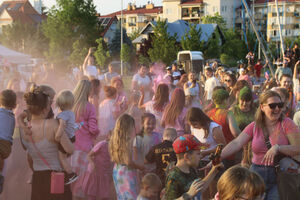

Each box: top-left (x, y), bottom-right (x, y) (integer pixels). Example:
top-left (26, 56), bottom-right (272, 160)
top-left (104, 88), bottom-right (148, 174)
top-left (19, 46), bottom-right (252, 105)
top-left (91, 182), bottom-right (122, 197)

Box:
top-left (73, 80), bottom-right (91, 119)
top-left (217, 166), bottom-right (265, 200)
top-left (109, 114), bottom-right (135, 165)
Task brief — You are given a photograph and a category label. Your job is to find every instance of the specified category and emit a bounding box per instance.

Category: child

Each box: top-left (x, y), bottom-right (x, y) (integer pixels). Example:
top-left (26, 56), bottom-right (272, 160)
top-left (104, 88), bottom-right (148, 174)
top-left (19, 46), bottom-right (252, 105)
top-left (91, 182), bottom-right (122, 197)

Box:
top-left (55, 90), bottom-right (78, 184)
top-left (83, 133), bottom-right (114, 200)
top-left (109, 114), bottom-right (144, 200)
top-left (97, 86), bottom-right (120, 141)
top-left (164, 134), bottom-right (222, 200)
top-left (0, 89), bottom-right (16, 192)
top-left (145, 128), bottom-right (177, 184)
top-left (127, 91), bottom-right (143, 134)
top-left (88, 79), bottom-right (101, 120)
top-left (133, 113), bottom-right (162, 168)
top-left (72, 80), bottom-right (99, 199)
top-left (215, 166), bottom-right (265, 200)
top-left (137, 173), bottom-right (162, 200)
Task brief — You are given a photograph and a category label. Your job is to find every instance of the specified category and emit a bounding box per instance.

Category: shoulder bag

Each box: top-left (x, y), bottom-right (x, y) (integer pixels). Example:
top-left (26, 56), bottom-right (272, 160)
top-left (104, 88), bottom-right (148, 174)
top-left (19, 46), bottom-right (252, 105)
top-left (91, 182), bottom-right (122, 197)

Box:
top-left (261, 122), bottom-right (300, 200)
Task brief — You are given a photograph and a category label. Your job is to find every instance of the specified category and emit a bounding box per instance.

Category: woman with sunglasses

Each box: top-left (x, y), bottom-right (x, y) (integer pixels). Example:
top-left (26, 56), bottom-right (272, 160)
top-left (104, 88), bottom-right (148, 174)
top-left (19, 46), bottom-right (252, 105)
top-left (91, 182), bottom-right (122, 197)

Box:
top-left (220, 90), bottom-right (300, 200)
top-left (224, 72), bottom-right (237, 94)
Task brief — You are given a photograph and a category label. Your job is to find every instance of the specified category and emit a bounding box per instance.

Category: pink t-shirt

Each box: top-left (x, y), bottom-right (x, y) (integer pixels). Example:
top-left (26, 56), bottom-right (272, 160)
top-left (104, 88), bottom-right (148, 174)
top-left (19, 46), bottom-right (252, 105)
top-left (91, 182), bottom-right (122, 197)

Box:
top-left (244, 118), bottom-right (299, 166)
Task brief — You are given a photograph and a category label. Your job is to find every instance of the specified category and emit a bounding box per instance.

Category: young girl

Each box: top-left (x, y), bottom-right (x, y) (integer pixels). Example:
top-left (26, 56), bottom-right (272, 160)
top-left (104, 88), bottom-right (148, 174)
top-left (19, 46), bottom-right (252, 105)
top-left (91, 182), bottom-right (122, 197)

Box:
top-left (127, 91), bottom-right (143, 134)
top-left (109, 114), bottom-right (144, 200)
top-left (133, 113), bottom-right (162, 169)
top-left (111, 77), bottom-right (128, 112)
top-left (88, 79), bottom-right (101, 120)
top-left (97, 86), bottom-right (121, 141)
top-left (71, 80), bottom-right (99, 200)
top-left (139, 83), bottom-right (169, 134)
top-left (161, 88), bottom-right (187, 136)
top-left (83, 133), bottom-right (114, 200)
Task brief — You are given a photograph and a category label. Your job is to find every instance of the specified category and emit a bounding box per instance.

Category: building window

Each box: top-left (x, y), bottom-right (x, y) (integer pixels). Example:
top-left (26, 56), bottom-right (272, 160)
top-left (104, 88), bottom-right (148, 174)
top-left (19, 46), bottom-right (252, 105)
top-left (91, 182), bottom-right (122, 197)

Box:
top-left (295, 24), bottom-right (300, 29)
top-left (273, 30), bottom-right (277, 36)
top-left (182, 8), bottom-right (189, 17)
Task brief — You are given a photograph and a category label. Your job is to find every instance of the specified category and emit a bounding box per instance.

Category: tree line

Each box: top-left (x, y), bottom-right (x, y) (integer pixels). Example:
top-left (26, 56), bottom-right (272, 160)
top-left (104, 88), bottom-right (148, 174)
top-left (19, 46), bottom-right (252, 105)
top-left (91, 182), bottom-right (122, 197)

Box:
top-left (1, 0), bottom-right (300, 71)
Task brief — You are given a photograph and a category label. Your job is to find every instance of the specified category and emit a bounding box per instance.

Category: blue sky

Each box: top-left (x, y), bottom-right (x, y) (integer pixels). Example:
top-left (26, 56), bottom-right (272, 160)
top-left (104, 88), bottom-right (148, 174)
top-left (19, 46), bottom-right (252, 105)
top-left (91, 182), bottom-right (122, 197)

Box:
top-left (21, 0), bottom-right (162, 15)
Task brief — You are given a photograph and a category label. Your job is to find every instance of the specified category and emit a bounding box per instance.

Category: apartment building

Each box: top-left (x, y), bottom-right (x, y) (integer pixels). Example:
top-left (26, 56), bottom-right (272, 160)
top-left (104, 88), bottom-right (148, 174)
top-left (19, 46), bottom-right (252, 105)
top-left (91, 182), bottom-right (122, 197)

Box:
top-left (100, 2), bottom-right (163, 35)
top-left (235, 0), bottom-right (300, 42)
top-left (162, 0), bottom-right (241, 29)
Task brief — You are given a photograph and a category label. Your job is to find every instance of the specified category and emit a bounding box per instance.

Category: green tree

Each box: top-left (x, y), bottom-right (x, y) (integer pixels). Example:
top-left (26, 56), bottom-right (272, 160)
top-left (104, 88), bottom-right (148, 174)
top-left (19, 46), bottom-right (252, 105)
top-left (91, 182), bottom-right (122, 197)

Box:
top-left (148, 19), bottom-right (179, 65)
top-left (203, 32), bottom-right (221, 59)
top-left (121, 43), bottom-right (132, 63)
top-left (181, 23), bottom-right (204, 51)
top-left (42, 0), bottom-right (100, 67)
top-left (109, 22), bottom-right (132, 58)
top-left (220, 29), bottom-right (247, 66)
top-left (0, 21), bottom-right (48, 57)
top-left (201, 13), bottom-right (227, 30)
top-left (69, 40), bottom-right (88, 67)
top-left (94, 38), bottom-right (110, 69)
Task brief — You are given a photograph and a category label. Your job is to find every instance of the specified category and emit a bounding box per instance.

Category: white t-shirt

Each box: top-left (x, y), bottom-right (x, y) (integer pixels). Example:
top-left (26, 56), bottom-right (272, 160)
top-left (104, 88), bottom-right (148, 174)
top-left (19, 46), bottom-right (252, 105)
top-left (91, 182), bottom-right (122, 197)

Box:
top-left (205, 76), bottom-right (220, 100)
top-left (84, 65), bottom-right (98, 77)
top-left (132, 73), bottom-right (151, 103)
top-left (191, 122), bottom-right (220, 161)
top-left (172, 71), bottom-right (181, 85)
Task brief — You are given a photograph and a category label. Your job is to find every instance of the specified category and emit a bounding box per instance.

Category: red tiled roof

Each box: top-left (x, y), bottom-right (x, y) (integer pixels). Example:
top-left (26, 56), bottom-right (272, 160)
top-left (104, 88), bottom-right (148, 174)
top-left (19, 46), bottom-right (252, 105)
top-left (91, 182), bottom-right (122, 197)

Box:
top-left (181, 0), bottom-right (203, 5)
top-left (0, 0), bottom-right (45, 24)
top-left (100, 6), bottom-right (163, 18)
top-left (1, 0), bottom-right (37, 14)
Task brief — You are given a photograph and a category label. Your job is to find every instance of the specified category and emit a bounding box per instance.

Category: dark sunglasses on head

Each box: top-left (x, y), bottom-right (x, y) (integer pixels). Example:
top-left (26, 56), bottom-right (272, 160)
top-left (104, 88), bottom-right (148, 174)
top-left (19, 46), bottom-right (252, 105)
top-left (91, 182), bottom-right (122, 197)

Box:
top-left (266, 102), bottom-right (284, 109)
top-left (225, 79), bottom-right (231, 82)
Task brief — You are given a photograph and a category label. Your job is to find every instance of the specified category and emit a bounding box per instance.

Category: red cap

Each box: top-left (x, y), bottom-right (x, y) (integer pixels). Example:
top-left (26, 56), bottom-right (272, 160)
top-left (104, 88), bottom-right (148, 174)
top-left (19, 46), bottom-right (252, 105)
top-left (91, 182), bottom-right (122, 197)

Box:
top-left (173, 134), bottom-right (203, 154)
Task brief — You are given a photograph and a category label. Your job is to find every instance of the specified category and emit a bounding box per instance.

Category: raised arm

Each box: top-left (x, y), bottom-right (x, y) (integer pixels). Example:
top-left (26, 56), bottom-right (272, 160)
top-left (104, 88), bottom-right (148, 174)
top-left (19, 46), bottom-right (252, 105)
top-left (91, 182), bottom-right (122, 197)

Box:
top-left (294, 61), bottom-right (300, 79)
top-left (82, 48), bottom-right (93, 71)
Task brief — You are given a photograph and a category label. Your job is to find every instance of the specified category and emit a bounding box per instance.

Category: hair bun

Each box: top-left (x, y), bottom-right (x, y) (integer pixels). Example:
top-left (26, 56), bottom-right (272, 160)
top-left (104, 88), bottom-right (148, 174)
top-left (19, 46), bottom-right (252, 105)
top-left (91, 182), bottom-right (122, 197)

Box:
top-left (29, 83), bottom-right (38, 93)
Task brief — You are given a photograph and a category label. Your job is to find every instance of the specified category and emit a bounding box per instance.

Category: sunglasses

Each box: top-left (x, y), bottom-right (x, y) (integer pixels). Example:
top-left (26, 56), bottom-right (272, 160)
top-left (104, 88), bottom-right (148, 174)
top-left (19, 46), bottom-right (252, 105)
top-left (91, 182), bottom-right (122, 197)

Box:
top-left (265, 102), bottom-right (284, 109)
top-left (225, 79), bottom-right (232, 82)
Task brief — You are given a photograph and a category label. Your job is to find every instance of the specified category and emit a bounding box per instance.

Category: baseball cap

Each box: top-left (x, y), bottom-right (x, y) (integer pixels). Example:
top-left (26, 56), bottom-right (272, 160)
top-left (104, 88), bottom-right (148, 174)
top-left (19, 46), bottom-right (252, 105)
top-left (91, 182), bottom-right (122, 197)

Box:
top-left (166, 66), bottom-right (172, 70)
top-left (173, 134), bottom-right (203, 154)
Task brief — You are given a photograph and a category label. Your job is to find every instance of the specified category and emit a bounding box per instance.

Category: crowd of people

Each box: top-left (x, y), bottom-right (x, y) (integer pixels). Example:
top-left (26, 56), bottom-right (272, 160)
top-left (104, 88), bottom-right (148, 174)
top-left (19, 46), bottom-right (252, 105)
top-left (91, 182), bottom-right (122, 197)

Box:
top-left (0, 45), bottom-right (300, 200)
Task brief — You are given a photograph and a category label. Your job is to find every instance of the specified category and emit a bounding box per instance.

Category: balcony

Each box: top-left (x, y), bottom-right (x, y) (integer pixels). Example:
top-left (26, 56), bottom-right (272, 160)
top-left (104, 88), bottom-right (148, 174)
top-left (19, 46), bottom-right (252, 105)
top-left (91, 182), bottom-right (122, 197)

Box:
top-left (191, 13), bottom-right (200, 18)
top-left (128, 22), bottom-right (136, 27)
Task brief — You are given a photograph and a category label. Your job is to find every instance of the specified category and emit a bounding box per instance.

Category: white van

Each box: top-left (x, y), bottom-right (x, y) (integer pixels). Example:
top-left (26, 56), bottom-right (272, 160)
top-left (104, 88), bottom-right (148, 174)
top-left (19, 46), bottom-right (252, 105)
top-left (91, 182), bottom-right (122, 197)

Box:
top-left (177, 51), bottom-right (204, 74)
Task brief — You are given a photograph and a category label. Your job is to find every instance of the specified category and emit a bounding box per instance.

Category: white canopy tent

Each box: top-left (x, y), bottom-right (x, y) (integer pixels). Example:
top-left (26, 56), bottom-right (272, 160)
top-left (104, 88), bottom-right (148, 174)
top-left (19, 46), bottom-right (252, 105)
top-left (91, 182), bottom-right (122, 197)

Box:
top-left (0, 44), bottom-right (31, 65)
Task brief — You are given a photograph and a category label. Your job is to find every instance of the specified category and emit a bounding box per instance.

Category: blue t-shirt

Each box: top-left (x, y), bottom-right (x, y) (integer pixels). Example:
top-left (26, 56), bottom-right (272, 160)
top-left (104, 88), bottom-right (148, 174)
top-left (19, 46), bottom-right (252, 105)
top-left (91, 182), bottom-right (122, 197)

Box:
top-left (0, 108), bottom-right (15, 142)
top-left (56, 110), bottom-right (76, 139)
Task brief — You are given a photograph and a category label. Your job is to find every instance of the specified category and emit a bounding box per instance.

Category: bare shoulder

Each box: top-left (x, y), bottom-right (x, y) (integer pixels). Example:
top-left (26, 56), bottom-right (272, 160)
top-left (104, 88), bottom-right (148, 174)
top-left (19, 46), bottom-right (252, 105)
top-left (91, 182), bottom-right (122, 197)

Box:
top-left (46, 118), bottom-right (59, 132)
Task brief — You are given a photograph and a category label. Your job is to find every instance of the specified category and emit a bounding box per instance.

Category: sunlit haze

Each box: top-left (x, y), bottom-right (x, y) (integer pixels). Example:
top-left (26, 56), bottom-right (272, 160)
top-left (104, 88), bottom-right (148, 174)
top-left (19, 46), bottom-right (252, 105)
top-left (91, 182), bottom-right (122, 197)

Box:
top-left (0, 0), bottom-right (162, 15)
